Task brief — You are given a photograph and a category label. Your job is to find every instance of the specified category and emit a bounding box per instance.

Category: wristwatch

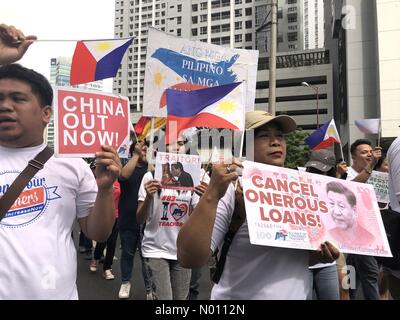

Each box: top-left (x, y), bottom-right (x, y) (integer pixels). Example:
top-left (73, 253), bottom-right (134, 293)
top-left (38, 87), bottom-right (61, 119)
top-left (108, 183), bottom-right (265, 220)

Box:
top-left (364, 167), bottom-right (372, 174)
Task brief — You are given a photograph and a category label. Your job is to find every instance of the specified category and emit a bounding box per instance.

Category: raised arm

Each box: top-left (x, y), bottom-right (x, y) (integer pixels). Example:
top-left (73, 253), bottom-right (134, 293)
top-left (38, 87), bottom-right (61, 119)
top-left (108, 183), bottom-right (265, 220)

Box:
top-left (0, 24), bottom-right (37, 64)
top-left (136, 178), bottom-right (161, 224)
top-left (119, 141), bottom-right (144, 181)
top-left (177, 161), bottom-right (240, 268)
top-left (80, 145), bottom-right (122, 242)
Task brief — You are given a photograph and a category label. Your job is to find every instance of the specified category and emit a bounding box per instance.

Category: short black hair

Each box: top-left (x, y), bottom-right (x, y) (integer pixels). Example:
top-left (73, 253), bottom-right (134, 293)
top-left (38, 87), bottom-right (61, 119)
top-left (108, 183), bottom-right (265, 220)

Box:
top-left (326, 181), bottom-right (357, 207)
top-left (171, 162), bottom-right (183, 171)
top-left (350, 139), bottom-right (372, 156)
top-left (0, 63), bottom-right (53, 107)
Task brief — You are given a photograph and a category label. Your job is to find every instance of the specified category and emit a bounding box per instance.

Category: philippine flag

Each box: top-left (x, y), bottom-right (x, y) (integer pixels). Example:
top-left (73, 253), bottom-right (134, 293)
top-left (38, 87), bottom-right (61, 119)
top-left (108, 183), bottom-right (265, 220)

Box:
top-left (355, 118), bottom-right (381, 134)
top-left (165, 82), bottom-right (245, 144)
top-left (304, 119), bottom-right (341, 150)
top-left (70, 38), bottom-right (134, 85)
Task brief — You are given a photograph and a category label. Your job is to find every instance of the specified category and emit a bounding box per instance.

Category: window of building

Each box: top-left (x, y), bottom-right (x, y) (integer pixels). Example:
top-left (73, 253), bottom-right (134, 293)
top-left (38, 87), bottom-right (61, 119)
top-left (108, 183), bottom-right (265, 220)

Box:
top-left (177, 4), bottom-right (182, 12)
top-left (192, 28), bottom-right (198, 36)
top-left (235, 9), bottom-right (242, 17)
top-left (245, 20), bottom-right (252, 29)
top-left (200, 14), bottom-right (207, 22)
top-left (235, 21), bottom-right (242, 30)
top-left (288, 32), bottom-right (298, 42)
top-left (200, 26), bottom-right (207, 35)
top-left (211, 25), bottom-right (220, 33)
top-left (192, 4), bottom-right (198, 11)
top-left (235, 34), bottom-right (242, 43)
top-left (200, 2), bottom-right (207, 10)
top-left (177, 28), bottom-right (181, 37)
top-left (245, 33), bottom-right (252, 42)
top-left (177, 16), bottom-right (182, 24)
top-left (192, 16), bottom-right (198, 24)
top-left (245, 8), bottom-right (252, 16)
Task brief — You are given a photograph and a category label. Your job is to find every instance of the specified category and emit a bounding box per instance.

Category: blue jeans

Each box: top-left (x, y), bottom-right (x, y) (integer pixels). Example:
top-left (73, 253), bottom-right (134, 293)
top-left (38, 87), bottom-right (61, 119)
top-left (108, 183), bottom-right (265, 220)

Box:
top-left (308, 264), bottom-right (340, 300)
top-left (347, 254), bottom-right (380, 300)
top-left (188, 267), bottom-right (202, 300)
top-left (119, 227), bottom-right (152, 293)
top-left (144, 258), bottom-right (191, 300)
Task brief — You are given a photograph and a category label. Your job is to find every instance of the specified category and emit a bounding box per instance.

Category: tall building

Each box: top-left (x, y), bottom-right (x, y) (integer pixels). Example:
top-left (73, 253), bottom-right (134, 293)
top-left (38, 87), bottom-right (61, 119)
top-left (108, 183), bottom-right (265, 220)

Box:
top-left (325, 0), bottom-right (400, 159)
top-left (45, 57), bottom-right (103, 147)
top-left (113, 0), bottom-right (325, 122)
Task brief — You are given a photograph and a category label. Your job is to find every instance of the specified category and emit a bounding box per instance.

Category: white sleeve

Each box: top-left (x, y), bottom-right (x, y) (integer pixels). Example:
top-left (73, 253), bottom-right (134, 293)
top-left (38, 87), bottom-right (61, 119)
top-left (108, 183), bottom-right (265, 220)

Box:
top-left (210, 184), bottom-right (235, 253)
top-left (388, 138), bottom-right (400, 211)
top-left (138, 171), bottom-right (152, 202)
top-left (76, 161), bottom-right (98, 219)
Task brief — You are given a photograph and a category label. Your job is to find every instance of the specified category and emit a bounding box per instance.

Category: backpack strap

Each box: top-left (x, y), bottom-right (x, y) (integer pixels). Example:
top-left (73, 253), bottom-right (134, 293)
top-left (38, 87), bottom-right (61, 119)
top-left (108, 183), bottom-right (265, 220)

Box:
top-left (212, 184), bottom-right (246, 284)
top-left (0, 146), bottom-right (54, 221)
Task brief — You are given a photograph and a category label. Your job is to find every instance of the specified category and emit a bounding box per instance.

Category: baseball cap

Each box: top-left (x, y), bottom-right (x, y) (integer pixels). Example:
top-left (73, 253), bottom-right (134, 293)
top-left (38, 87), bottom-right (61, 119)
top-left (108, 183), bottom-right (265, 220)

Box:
top-left (305, 149), bottom-right (336, 172)
top-left (245, 111), bottom-right (297, 134)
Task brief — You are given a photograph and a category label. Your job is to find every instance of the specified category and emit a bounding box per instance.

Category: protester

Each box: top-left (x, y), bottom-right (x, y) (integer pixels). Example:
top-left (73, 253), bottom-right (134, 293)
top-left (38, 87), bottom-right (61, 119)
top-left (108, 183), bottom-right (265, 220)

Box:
top-left (118, 141), bottom-right (154, 299)
top-left (90, 164), bottom-right (120, 281)
top-left (137, 134), bottom-right (208, 300)
top-left (304, 149), bottom-right (340, 300)
top-left (385, 137), bottom-right (400, 299)
top-left (345, 139), bottom-right (381, 300)
top-left (177, 111), bottom-right (339, 299)
top-left (0, 64), bottom-right (121, 299)
top-left (0, 24), bottom-right (36, 65)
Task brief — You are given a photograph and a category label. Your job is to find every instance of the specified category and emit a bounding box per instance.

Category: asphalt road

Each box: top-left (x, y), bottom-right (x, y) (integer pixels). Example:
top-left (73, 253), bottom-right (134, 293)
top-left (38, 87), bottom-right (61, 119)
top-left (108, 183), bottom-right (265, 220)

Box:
top-left (74, 223), bottom-right (213, 300)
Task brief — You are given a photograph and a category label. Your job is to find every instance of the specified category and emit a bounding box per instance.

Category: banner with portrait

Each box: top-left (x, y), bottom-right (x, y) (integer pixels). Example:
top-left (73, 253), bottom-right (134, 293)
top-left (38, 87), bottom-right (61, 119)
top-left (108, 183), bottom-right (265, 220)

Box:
top-left (154, 152), bottom-right (201, 191)
top-left (242, 161), bottom-right (392, 257)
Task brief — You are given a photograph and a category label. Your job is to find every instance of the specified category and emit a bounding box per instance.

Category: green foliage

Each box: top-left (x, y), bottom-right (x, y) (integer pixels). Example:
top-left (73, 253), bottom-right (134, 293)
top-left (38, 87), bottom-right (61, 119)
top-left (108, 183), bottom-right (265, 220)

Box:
top-left (285, 129), bottom-right (311, 169)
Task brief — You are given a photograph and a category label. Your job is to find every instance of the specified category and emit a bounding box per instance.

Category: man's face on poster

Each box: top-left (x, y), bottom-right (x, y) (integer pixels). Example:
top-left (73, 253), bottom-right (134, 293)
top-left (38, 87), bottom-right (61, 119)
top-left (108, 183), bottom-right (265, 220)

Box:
top-left (327, 191), bottom-right (357, 230)
top-left (171, 165), bottom-right (180, 177)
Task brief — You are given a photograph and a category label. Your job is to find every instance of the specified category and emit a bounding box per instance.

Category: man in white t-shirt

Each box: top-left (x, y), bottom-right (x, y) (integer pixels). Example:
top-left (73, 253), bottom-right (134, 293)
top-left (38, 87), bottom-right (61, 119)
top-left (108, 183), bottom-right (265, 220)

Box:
top-left (0, 64), bottom-right (121, 299)
top-left (345, 139), bottom-right (382, 300)
top-left (177, 111), bottom-right (339, 300)
top-left (137, 135), bottom-right (209, 300)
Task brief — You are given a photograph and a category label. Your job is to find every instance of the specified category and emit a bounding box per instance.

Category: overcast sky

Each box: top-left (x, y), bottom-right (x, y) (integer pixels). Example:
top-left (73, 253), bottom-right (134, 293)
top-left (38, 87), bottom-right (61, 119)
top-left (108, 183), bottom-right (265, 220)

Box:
top-left (3, 0), bottom-right (116, 91)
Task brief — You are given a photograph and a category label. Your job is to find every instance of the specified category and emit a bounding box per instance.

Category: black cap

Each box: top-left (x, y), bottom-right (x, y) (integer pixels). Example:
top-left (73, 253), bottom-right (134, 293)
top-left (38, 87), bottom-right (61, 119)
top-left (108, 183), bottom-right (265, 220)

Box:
top-left (305, 149), bottom-right (336, 172)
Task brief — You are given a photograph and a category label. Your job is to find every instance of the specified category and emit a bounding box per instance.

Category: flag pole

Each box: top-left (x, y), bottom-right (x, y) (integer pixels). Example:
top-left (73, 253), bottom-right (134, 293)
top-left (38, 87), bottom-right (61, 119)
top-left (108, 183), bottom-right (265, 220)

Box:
top-left (12, 37), bottom-right (133, 44)
top-left (148, 117), bottom-right (155, 172)
top-left (339, 142), bottom-right (345, 163)
top-left (234, 130), bottom-right (245, 190)
top-left (377, 119), bottom-right (382, 147)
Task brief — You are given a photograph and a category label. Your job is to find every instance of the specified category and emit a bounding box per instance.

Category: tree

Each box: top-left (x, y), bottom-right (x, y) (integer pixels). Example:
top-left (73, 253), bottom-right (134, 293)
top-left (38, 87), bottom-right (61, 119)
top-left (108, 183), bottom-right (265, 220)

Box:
top-left (285, 129), bottom-right (310, 169)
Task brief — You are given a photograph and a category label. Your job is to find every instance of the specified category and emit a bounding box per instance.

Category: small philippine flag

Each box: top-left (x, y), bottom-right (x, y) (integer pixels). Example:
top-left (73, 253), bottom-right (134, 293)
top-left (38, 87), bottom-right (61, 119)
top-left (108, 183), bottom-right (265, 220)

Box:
top-left (70, 38), bottom-right (134, 85)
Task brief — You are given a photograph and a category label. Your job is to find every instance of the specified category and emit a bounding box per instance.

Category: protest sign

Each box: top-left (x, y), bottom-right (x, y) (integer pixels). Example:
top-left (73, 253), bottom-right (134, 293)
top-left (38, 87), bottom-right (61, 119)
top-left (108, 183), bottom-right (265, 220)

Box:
top-left (242, 161), bottom-right (392, 257)
top-left (143, 27), bottom-right (258, 117)
top-left (367, 171), bottom-right (389, 204)
top-left (53, 87), bottom-right (130, 158)
top-left (154, 152), bottom-right (201, 191)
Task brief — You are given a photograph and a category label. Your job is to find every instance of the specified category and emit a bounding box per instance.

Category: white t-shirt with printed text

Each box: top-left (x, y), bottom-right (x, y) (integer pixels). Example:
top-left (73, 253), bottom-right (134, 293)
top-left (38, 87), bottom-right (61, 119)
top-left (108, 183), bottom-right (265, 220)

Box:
top-left (0, 144), bottom-right (97, 299)
top-left (210, 184), bottom-right (310, 300)
top-left (138, 171), bottom-right (202, 260)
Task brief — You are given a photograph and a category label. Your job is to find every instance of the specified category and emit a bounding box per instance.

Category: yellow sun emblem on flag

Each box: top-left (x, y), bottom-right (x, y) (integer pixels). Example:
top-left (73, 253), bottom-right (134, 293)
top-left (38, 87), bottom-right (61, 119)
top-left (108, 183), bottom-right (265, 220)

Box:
top-left (216, 100), bottom-right (237, 115)
top-left (153, 70), bottom-right (165, 89)
top-left (95, 41), bottom-right (114, 51)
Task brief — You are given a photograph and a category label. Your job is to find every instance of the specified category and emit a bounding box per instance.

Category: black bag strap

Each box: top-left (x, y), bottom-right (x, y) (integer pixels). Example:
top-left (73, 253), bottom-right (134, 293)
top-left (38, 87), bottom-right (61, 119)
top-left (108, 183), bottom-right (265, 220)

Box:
top-left (0, 146), bottom-right (53, 221)
top-left (212, 184), bottom-right (246, 284)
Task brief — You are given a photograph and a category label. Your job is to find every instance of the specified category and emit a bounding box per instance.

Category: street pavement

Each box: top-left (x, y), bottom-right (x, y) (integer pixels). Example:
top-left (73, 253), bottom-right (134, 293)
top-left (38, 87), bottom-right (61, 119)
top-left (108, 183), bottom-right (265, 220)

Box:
top-left (74, 223), bottom-right (213, 300)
